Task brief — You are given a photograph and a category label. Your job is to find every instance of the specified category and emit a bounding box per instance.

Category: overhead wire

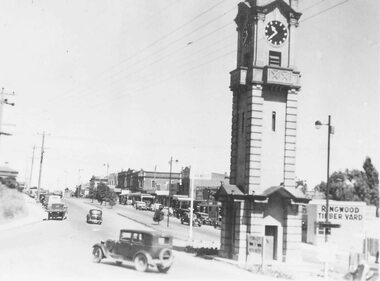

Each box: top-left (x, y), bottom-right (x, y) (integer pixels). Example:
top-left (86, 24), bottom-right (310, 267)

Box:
top-left (65, 22), bottom-right (236, 111)
top-left (13, 0), bottom-right (358, 172)
top-left (60, 0), bottom-right (348, 110)
top-left (23, 1), bottom-right (352, 123)
top-left (77, 0), bottom-right (350, 111)
top-left (301, 0), bottom-right (350, 23)
top-left (24, 4), bottom-right (237, 116)
top-left (37, 0), bottom-right (229, 107)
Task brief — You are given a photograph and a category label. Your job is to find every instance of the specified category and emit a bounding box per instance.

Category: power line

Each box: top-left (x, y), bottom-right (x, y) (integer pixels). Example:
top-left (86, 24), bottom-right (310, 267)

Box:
top-left (25, 1), bottom-right (350, 117)
top-left (81, 0), bottom-right (352, 111)
top-left (301, 0), bottom-right (350, 23)
top-left (37, 0), bottom-right (230, 108)
top-left (86, 48), bottom-right (236, 111)
top-left (64, 24), bottom-right (236, 112)
top-left (25, 15), bottom-right (236, 117)
top-left (122, 0), bottom-right (227, 62)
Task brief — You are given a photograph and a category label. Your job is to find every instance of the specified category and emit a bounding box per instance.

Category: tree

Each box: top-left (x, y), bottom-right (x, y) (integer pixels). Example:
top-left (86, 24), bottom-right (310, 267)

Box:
top-left (0, 177), bottom-right (18, 189)
top-left (313, 157), bottom-right (379, 217)
top-left (363, 157), bottom-right (379, 217)
top-left (295, 180), bottom-right (308, 195)
top-left (106, 189), bottom-right (118, 208)
top-left (95, 182), bottom-right (118, 207)
top-left (95, 182), bottom-right (108, 205)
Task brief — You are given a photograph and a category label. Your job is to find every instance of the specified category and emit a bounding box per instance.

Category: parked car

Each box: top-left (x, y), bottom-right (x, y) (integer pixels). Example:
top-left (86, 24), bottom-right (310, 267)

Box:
top-left (47, 203), bottom-right (67, 220)
top-left (174, 208), bottom-right (189, 219)
top-left (135, 201), bottom-right (147, 210)
top-left (195, 212), bottom-right (212, 225)
top-left (92, 229), bottom-right (174, 273)
top-left (86, 209), bottom-right (103, 224)
top-left (180, 211), bottom-right (202, 227)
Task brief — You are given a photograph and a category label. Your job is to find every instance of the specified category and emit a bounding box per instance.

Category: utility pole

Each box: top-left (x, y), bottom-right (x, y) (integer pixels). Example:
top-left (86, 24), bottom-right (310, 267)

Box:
top-left (37, 132), bottom-right (46, 202)
top-left (64, 170), bottom-right (68, 190)
top-left (28, 145), bottom-right (36, 189)
top-left (167, 157), bottom-right (178, 227)
top-left (0, 88), bottom-right (15, 156)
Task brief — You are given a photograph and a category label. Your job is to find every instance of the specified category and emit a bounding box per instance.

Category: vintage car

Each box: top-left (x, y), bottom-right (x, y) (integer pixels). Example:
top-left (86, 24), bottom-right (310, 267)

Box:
top-left (92, 229), bottom-right (173, 273)
top-left (174, 208), bottom-right (189, 219)
top-left (195, 212), bottom-right (212, 225)
top-left (86, 209), bottom-right (103, 224)
top-left (135, 201), bottom-right (148, 210)
top-left (180, 211), bottom-right (202, 227)
top-left (47, 203), bottom-right (67, 220)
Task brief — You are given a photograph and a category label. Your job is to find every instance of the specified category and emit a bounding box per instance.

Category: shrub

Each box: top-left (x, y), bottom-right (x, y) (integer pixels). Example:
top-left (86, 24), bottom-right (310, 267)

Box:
top-left (0, 184), bottom-right (26, 221)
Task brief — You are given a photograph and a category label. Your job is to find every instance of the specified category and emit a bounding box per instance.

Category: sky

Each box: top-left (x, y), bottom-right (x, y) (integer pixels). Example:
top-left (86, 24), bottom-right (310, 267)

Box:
top-left (0, 0), bottom-right (378, 191)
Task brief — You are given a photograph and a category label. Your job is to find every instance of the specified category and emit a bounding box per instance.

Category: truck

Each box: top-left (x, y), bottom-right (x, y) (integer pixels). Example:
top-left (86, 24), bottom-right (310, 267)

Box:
top-left (46, 195), bottom-right (62, 208)
top-left (47, 203), bottom-right (67, 220)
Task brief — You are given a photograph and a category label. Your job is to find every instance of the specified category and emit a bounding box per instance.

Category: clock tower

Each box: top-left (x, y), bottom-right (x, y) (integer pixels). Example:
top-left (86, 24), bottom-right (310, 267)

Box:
top-left (217, 0), bottom-right (309, 264)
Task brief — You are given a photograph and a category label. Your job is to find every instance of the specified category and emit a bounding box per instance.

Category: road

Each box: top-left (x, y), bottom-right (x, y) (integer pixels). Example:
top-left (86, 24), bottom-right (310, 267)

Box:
top-left (0, 197), bottom-right (275, 281)
top-left (91, 199), bottom-right (221, 247)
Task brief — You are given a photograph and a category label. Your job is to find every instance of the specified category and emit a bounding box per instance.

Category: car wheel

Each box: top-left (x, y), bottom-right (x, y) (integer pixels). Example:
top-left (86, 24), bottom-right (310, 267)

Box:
top-left (47, 214), bottom-right (50, 220)
top-left (115, 261), bottom-right (122, 266)
top-left (157, 265), bottom-right (170, 273)
top-left (181, 220), bottom-right (184, 224)
top-left (134, 254), bottom-right (148, 272)
top-left (92, 247), bottom-right (103, 263)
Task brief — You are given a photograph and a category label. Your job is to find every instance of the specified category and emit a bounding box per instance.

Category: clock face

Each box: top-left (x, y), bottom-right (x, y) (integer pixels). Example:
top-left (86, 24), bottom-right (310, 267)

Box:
top-left (264, 20), bottom-right (288, 46)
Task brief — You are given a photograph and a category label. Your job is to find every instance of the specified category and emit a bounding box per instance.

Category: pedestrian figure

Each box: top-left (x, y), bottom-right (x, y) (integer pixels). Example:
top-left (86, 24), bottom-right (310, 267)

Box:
top-left (153, 205), bottom-right (164, 224)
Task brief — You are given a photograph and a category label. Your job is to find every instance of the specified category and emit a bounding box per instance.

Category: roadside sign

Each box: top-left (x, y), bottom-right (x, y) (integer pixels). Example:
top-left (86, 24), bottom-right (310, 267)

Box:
top-left (191, 172), bottom-right (212, 180)
top-left (318, 222), bottom-right (341, 228)
top-left (247, 235), bottom-right (264, 254)
top-left (246, 235), bottom-right (264, 266)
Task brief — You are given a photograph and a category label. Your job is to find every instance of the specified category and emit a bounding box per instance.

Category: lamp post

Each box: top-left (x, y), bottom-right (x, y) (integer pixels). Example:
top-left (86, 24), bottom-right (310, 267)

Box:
top-left (315, 115), bottom-right (334, 242)
top-left (167, 157), bottom-right (178, 227)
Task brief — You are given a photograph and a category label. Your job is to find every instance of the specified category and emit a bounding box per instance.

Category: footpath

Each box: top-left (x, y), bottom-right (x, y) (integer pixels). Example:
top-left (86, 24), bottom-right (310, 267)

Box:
top-left (0, 194), bottom-right (46, 232)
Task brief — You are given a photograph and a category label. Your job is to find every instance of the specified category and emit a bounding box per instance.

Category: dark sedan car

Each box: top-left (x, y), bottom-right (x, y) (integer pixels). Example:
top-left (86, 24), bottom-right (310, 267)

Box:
top-left (86, 209), bottom-right (103, 224)
top-left (47, 203), bottom-right (67, 220)
top-left (92, 229), bottom-right (173, 273)
top-left (180, 211), bottom-right (202, 227)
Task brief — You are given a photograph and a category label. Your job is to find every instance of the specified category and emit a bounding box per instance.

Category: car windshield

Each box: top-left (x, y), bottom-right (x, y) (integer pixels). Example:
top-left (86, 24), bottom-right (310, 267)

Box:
top-left (51, 204), bottom-right (64, 210)
top-left (90, 210), bottom-right (102, 215)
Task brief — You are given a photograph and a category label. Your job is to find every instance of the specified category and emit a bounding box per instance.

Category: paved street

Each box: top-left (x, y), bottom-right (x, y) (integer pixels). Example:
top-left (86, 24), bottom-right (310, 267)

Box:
top-left (0, 198), bottom-right (277, 281)
top-left (87, 199), bottom-right (221, 248)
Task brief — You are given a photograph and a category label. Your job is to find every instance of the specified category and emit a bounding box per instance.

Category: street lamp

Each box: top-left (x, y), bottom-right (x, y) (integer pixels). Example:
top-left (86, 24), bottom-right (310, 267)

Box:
top-left (315, 115), bottom-right (334, 242)
top-left (167, 157), bottom-right (179, 227)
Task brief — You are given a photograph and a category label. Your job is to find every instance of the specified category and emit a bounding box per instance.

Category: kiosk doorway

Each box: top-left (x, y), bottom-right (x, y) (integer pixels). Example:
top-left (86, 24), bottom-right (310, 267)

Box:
top-left (264, 225), bottom-right (278, 261)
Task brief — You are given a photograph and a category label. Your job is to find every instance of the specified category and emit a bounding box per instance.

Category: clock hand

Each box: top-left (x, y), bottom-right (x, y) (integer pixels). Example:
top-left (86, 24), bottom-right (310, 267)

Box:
top-left (268, 29), bottom-right (278, 40)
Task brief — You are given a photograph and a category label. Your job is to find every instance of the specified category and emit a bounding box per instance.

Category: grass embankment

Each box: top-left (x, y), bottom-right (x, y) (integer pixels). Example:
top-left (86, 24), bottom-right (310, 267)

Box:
top-left (0, 185), bottom-right (26, 223)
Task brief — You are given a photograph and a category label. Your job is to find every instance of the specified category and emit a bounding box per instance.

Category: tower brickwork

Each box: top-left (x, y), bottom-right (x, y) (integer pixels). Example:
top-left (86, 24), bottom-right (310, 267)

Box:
top-left (219, 0), bottom-right (306, 263)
